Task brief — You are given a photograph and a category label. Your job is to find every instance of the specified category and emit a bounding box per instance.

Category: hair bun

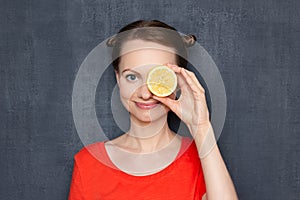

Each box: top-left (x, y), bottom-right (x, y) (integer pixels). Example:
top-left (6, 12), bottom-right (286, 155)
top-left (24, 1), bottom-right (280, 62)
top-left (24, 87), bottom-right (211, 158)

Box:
top-left (182, 34), bottom-right (197, 47)
top-left (106, 36), bottom-right (117, 47)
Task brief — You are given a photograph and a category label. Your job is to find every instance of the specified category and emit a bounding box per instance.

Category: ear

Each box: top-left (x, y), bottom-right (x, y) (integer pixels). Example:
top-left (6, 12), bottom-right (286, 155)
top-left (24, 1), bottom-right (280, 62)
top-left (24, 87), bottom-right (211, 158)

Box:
top-left (115, 70), bottom-right (120, 86)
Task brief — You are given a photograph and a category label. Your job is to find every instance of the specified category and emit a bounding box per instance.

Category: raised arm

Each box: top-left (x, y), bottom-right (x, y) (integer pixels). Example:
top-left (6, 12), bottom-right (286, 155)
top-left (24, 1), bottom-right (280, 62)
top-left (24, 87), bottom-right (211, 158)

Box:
top-left (153, 63), bottom-right (238, 200)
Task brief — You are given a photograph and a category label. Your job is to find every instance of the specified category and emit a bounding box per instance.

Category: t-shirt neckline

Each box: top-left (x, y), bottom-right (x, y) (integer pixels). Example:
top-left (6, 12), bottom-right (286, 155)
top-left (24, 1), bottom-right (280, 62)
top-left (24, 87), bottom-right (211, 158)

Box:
top-left (99, 136), bottom-right (193, 181)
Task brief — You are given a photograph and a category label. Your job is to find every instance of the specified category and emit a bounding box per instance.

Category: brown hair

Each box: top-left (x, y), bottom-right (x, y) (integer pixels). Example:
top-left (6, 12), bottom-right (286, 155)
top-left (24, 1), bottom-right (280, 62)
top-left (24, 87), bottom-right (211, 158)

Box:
top-left (106, 20), bottom-right (197, 73)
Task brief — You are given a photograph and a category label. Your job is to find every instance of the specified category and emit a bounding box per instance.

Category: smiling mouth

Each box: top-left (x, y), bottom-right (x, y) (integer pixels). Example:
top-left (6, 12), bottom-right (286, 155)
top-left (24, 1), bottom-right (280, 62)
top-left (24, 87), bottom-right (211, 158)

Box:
top-left (135, 102), bottom-right (160, 110)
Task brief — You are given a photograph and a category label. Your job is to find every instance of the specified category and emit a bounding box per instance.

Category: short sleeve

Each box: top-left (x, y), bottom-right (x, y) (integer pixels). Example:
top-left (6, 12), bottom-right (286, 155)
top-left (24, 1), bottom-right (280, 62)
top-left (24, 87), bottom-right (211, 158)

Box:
top-left (198, 168), bottom-right (206, 198)
top-left (68, 157), bottom-right (85, 200)
top-left (197, 161), bottom-right (206, 199)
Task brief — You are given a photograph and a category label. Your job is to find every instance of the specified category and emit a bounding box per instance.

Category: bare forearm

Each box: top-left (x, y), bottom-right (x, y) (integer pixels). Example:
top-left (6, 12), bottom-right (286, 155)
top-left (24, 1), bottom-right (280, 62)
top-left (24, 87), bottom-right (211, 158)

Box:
top-left (192, 123), bottom-right (238, 200)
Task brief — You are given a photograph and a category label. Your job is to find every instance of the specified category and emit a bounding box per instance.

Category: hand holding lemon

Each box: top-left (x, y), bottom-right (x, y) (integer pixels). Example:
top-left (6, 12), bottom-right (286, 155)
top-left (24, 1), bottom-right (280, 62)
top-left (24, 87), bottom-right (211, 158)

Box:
top-left (150, 63), bottom-right (210, 137)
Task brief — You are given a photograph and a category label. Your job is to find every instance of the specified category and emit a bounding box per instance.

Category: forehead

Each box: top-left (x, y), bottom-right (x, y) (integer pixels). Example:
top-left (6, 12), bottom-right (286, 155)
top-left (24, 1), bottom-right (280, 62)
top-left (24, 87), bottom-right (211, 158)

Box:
top-left (119, 40), bottom-right (177, 71)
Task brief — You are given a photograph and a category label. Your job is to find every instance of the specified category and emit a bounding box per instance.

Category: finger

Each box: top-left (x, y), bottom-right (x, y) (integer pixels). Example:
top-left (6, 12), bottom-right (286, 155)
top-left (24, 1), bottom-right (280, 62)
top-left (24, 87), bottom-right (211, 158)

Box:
top-left (165, 63), bottom-right (205, 94)
top-left (165, 63), bottom-right (183, 74)
top-left (164, 64), bottom-right (209, 123)
top-left (182, 69), bottom-right (209, 120)
top-left (176, 72), bottom-right (190, 92)
top-left (181, 68), bottom-right (207, 120)
top-left (181, 69), bottom-right (205, 101)
top-left (164, 63), bottom-right (203, 99)
top-left (164, 63), bottom-right (181, 72)
top-left (152, 95), bottom-right (180, 115)
top-left (161, 63), bottom-right (190, 96)
top-left (184, 70), bottom-right (205, 93)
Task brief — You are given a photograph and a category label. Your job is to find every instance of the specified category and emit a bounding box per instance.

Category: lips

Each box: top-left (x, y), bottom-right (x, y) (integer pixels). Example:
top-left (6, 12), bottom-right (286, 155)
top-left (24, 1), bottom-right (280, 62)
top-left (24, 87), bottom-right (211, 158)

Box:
top-left (135, 102), bottom-right (160, 110)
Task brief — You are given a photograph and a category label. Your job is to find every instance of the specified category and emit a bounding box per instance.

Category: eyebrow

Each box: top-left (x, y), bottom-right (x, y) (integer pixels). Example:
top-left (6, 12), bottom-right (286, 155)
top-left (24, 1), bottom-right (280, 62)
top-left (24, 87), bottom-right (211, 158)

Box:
top-left (121, 69), bottom-right (140, 75)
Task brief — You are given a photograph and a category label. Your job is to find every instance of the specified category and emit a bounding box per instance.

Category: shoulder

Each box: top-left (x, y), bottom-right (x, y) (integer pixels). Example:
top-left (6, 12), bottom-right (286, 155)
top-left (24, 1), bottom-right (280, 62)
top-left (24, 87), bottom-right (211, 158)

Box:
top-left (177, 136), bottom-right (202, 164)
top-left (181, 136), bottom-right (199, 154)
top-left (73, 141), bottom-right (106, 164)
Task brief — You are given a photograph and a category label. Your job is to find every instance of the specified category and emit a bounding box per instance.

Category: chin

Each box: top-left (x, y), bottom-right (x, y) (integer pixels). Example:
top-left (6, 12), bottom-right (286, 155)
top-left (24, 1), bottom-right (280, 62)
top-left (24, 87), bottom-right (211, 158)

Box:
top-left (130, 114), bottom-right (167, 125)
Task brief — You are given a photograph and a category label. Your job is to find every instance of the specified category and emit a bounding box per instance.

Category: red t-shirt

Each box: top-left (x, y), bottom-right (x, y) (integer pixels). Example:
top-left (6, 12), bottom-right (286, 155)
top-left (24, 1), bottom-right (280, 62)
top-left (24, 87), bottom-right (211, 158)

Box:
top-left (68, 137), bottom-right (206, 200)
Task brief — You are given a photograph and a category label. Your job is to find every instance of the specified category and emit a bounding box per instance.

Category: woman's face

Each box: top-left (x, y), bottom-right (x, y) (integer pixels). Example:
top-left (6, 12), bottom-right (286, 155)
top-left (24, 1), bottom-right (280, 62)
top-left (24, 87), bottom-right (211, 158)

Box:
top-left (115, 39), bottom-right (177, 124)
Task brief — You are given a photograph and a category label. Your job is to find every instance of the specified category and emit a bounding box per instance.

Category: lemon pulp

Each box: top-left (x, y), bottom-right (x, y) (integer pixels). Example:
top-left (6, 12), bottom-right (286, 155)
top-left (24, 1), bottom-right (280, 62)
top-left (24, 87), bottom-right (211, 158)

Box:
top-left (146, 65), bottom-right (177, 97)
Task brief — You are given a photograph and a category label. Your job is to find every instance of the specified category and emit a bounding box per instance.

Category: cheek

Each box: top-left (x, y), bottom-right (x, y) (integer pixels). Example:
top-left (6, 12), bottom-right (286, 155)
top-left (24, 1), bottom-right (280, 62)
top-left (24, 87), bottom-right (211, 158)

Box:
top-left (118, 79), bottom-right (140, 100)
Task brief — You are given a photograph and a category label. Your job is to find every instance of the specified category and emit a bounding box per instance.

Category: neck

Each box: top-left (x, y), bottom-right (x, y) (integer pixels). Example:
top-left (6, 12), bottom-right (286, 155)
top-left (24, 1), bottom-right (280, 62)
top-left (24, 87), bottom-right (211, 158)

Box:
top-left (124, 114), bottom-right (176, 153)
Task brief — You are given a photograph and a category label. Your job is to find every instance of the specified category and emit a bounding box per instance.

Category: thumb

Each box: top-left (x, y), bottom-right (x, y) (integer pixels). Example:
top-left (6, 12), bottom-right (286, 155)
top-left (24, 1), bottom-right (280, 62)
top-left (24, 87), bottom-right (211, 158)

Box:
top-left (152, 95), bottom-right (176, 111)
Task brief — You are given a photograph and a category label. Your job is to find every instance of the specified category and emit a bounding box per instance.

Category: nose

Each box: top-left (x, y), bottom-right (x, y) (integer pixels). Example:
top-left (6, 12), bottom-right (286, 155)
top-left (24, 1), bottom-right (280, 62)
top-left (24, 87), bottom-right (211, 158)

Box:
top-left (137, 83), bottom-right (152, 100)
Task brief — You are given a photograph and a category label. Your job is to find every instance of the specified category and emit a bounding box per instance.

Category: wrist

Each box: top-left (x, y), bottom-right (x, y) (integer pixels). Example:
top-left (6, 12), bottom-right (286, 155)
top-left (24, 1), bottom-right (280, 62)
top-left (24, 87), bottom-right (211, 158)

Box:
top-left (188, 121), bottom-right (211, 138)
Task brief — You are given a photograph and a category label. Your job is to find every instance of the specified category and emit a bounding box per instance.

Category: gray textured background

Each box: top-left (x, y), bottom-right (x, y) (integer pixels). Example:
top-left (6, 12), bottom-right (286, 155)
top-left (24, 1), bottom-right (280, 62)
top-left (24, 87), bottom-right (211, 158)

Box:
top-left (1, 0), bottom-right (299, 199)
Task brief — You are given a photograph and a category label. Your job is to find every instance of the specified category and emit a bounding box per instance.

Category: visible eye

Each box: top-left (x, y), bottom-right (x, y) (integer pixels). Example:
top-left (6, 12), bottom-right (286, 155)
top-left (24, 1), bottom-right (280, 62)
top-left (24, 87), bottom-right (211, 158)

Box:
top-left (125, 74), bottom-right (138, 81)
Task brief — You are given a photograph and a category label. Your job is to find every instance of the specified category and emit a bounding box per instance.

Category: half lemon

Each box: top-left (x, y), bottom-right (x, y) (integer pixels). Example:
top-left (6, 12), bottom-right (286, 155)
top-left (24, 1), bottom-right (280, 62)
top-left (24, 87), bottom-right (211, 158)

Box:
top-left (146, 65), bottom-right (177, 97)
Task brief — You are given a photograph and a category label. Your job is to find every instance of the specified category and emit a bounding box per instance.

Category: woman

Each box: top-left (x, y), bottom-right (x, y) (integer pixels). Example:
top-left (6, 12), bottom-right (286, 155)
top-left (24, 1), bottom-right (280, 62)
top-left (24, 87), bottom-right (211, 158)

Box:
top-left (68, 20), bottom-right (238, 200)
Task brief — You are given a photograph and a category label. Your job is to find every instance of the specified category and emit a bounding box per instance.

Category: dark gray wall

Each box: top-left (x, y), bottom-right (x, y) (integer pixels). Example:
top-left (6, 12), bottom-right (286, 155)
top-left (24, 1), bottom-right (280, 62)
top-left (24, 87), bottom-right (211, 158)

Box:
top-left (1, 0), bottom-right (299, 199)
